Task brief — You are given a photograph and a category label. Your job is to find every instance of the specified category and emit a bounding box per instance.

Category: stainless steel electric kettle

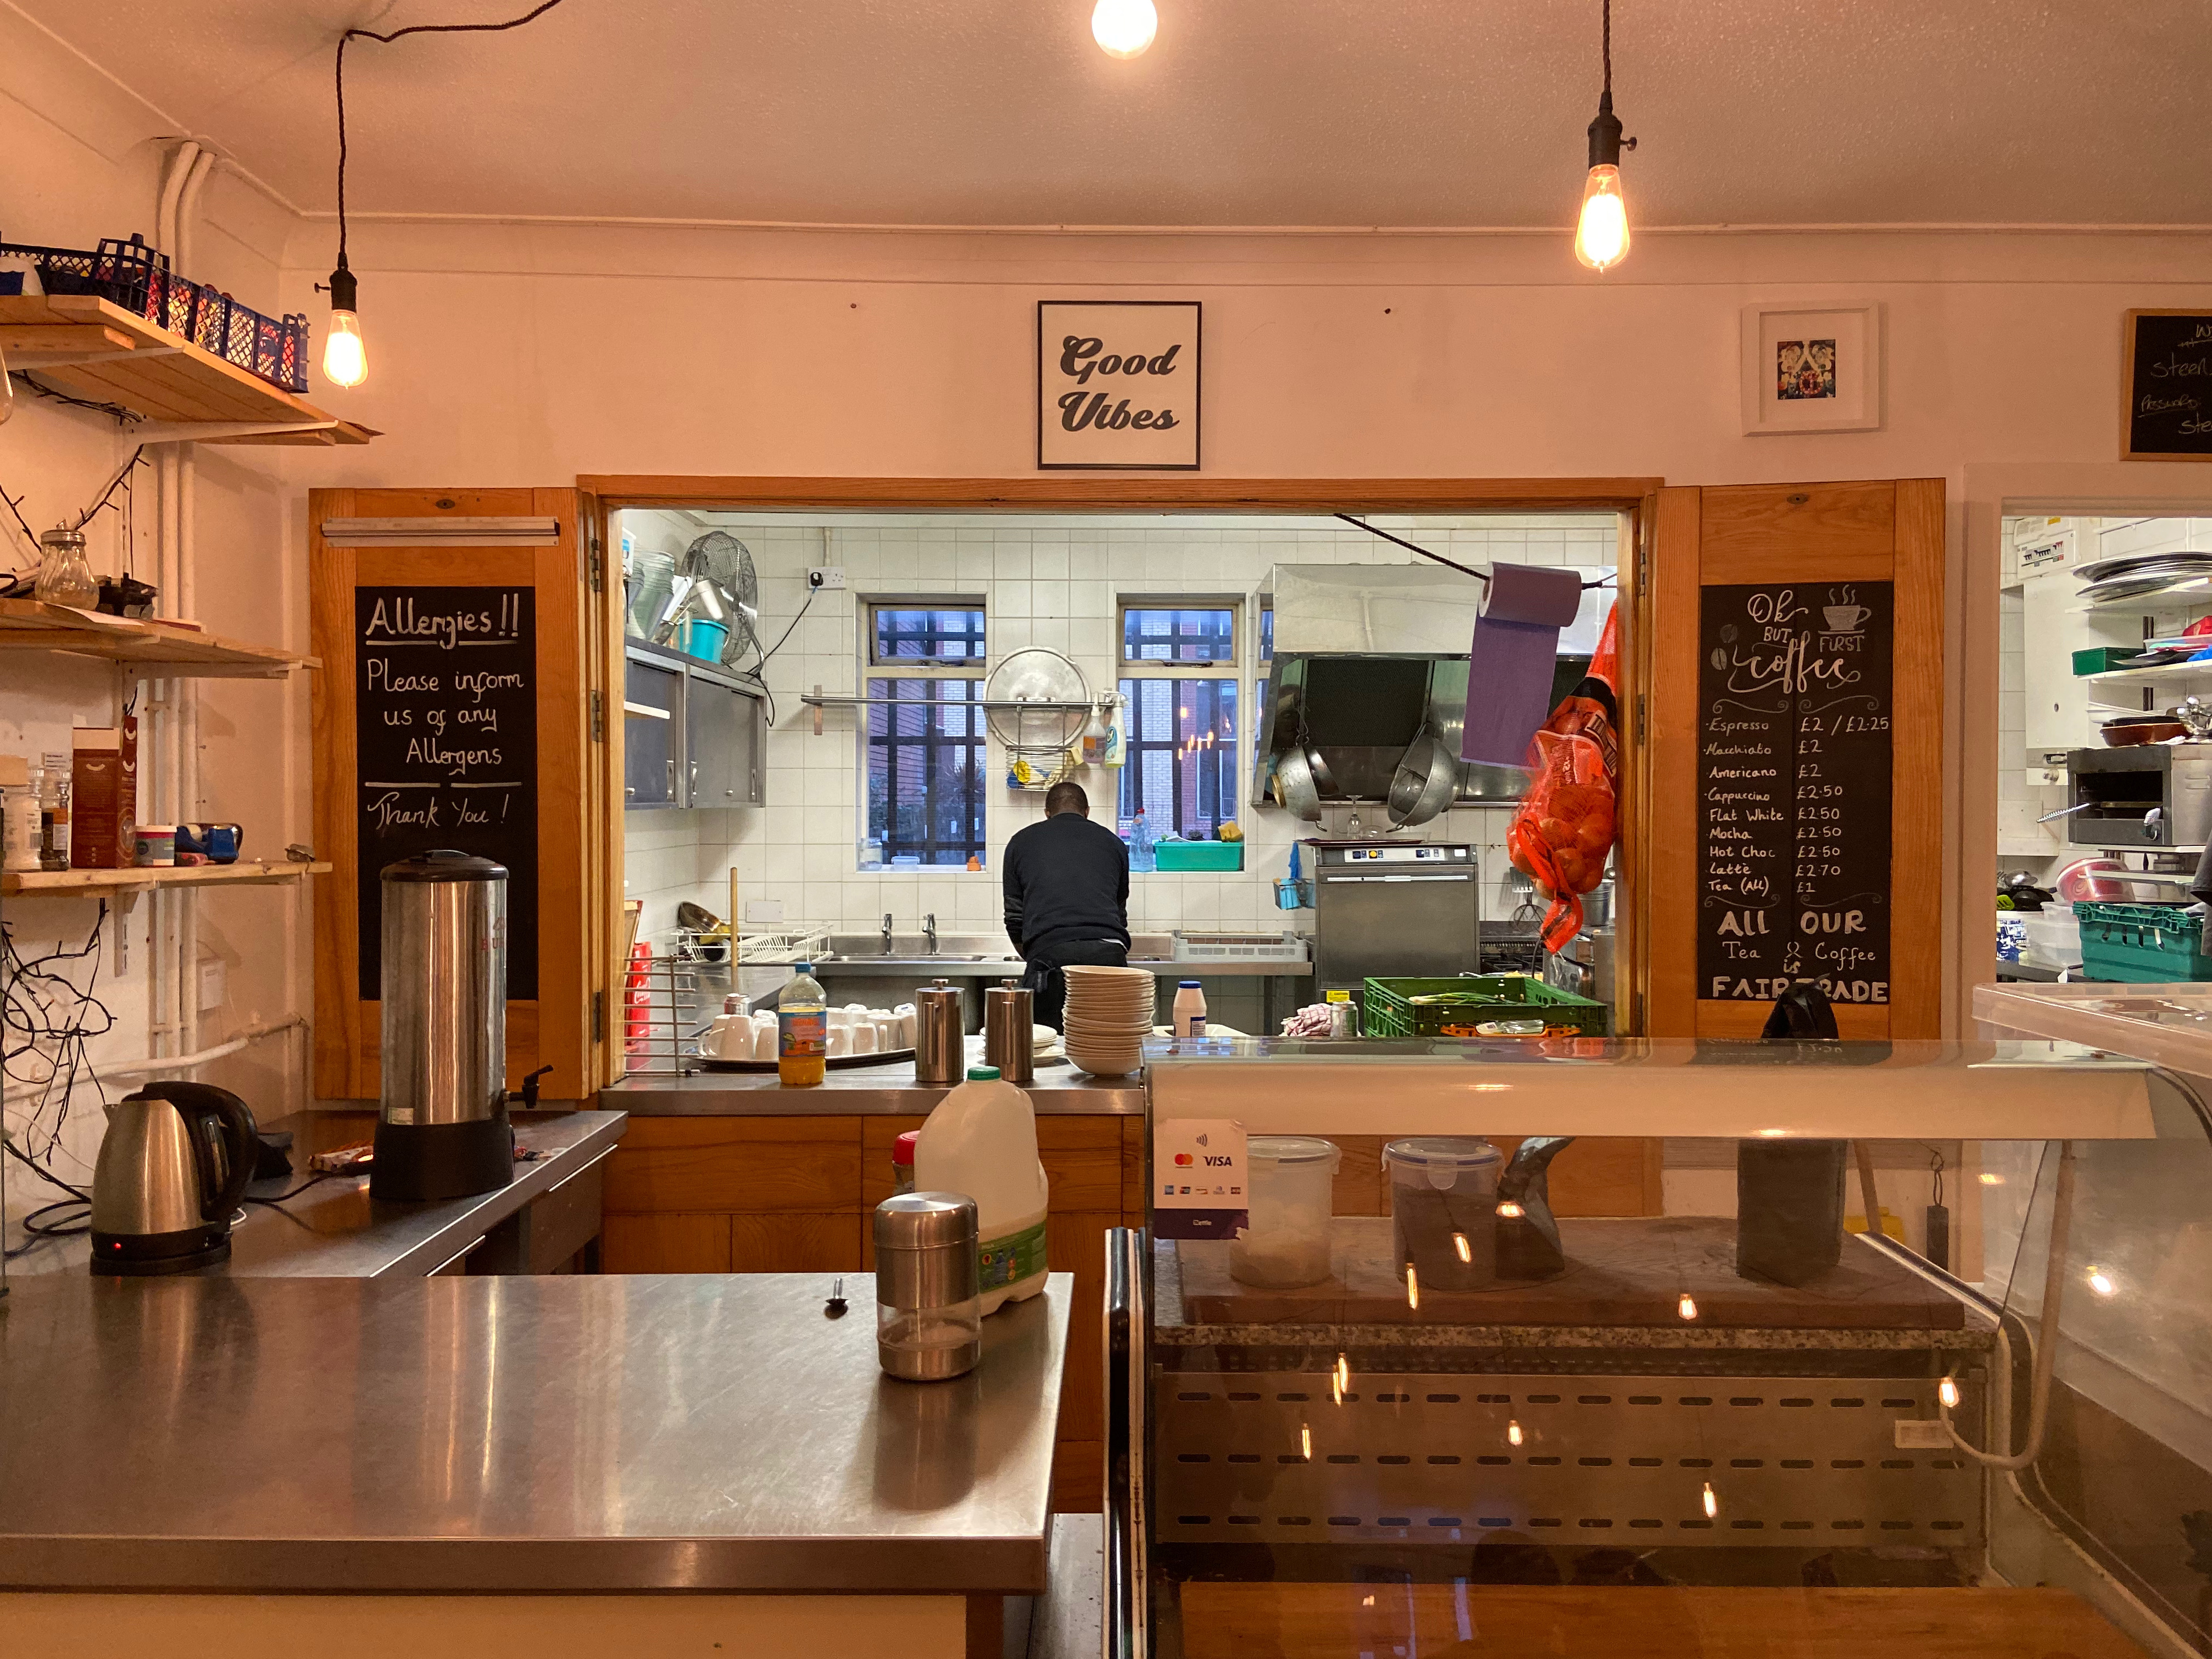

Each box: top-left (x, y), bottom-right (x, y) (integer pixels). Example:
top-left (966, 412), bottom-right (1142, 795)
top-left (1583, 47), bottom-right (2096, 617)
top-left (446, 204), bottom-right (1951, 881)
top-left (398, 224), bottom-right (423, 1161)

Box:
top-left (88, 1082), bottom-right (259, 1274)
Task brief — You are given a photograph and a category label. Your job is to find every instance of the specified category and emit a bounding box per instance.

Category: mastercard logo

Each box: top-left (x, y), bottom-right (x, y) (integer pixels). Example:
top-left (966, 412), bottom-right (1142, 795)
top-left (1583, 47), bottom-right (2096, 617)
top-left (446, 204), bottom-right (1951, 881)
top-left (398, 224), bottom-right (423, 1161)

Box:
top-left (1173, 1153), bottom-right (1194, 1166)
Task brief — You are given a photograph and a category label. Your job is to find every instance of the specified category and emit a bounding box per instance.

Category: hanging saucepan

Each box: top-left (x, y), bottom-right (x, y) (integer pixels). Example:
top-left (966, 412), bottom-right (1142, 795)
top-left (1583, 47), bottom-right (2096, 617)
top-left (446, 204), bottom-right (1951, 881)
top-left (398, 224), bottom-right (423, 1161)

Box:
top-left (1386, 728), bottom-right (1459, 829)
top-left (1273, 745), bottom-right (1324, 822)
top-left (1303, 743), bottom-right (1337, 795)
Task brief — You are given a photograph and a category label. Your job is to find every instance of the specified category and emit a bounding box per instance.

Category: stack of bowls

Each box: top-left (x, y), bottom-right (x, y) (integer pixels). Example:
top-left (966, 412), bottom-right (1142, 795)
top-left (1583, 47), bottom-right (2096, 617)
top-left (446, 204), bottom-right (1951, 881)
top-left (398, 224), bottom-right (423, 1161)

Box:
top-left (1062, 966), bottom-right (1156, 1077)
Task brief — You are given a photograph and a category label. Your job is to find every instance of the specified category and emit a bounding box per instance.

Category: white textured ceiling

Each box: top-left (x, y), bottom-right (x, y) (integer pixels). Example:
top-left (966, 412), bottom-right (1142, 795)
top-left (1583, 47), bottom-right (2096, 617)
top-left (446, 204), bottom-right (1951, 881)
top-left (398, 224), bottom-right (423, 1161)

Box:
top-left (20, 0), bottom-right (2212, 227)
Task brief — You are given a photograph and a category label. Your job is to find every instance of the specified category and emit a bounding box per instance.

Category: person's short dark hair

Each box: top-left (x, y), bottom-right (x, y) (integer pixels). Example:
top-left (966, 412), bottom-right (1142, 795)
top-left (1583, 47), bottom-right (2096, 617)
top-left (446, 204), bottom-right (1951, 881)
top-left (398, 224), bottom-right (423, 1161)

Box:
top-left (1045, 781), bottom-right (1089, 817)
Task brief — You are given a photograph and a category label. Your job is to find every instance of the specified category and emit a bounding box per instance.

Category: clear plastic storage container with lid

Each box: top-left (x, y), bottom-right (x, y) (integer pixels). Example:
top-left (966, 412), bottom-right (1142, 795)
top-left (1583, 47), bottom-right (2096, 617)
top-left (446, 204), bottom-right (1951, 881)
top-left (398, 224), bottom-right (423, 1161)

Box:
top-left (1384, 1135), bottom-right (1503, 1292)
top-left (1229, 1134), bottom-right (1342, 1288)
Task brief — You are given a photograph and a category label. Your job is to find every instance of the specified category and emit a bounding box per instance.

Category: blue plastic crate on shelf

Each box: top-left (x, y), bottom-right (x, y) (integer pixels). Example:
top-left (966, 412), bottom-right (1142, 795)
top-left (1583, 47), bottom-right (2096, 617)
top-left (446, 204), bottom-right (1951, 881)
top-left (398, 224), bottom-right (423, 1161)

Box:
top-left (0, 231), bottom-right (309, 394)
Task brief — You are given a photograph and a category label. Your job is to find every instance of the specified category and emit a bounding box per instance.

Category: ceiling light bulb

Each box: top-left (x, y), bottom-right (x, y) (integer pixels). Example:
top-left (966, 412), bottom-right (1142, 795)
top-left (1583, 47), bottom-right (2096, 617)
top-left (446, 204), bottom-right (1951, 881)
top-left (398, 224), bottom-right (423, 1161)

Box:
top-left (1091, 0), bottom-right (1157, 58)
top-left (1574, 165), bottom-right (1630, 272)
top-left (1678, 1293), bottom-right (1698, 1321)
top-left (322, 263), bottom-right (367, 388)
top-left (1938, 1376), bottom-right (1960, 1410)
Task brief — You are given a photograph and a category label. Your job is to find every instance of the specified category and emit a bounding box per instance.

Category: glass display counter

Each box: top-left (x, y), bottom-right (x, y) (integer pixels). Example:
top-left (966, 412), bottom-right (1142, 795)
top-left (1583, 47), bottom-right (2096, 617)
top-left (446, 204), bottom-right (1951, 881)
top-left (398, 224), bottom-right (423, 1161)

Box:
top-left (1102, 1031), bottom-right (2210, 1659)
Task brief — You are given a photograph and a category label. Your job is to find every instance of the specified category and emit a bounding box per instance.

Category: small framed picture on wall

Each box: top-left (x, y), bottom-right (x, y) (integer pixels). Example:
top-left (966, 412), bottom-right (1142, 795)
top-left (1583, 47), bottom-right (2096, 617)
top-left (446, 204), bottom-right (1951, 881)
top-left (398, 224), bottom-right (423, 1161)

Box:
top-left (1740, 302), bottom-right (1882, 435)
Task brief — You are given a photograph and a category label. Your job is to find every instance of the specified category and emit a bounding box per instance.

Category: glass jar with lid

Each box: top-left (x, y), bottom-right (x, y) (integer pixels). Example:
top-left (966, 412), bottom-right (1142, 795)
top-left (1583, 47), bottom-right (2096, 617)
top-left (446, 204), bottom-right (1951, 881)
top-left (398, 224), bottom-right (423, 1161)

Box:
top-left (34, 527), bottom-right (97, 609)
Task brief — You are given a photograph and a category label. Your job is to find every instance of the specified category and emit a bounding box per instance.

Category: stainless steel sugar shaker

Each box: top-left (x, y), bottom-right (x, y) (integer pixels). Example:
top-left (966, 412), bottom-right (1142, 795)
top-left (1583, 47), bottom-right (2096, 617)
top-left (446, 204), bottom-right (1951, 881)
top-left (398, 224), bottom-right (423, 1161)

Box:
top-left (913, 978), bottom-right (966, 1084)
top-left (984, 978), bottom-right (1035, 1084)
top-left (874, 1192), bottom-right (982, 1382)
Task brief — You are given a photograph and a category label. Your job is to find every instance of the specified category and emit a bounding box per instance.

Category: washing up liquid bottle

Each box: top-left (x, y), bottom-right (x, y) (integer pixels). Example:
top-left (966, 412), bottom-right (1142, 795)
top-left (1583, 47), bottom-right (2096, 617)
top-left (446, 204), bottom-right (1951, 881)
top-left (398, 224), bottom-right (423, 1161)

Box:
top-left (913, 1065), bottom-right (1051, 1315)
top-left (1129, 808), bottom-right (1156, 873)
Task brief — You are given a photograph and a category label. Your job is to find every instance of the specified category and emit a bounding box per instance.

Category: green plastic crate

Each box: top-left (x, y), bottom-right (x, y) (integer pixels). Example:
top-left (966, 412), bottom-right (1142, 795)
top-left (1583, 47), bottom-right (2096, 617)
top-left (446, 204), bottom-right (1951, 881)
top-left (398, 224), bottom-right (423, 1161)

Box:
top-left (2074, 901), bottom-right (2212, 982)
top-left (1152, 840), bottom-right (1244, 872)
top-left (2072, 646), bottom-right (2144, 676)
top-left (1361, 973), bottom-right (1607, 1038)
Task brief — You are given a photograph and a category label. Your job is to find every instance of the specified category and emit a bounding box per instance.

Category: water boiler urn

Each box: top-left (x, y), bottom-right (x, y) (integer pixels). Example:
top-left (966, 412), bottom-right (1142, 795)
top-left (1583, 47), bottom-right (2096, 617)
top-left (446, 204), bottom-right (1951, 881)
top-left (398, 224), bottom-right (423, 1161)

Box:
top-left (372, 850), bottom-right (515, 1201)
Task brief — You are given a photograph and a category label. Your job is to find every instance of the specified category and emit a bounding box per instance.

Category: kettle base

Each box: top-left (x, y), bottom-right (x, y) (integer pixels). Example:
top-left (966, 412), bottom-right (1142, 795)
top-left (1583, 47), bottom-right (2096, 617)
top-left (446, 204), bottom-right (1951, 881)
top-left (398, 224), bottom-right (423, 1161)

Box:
top-left (88, 1228), bottom-right (231, 1276)
top-left (371, 1109), bottom-right (514, 1203)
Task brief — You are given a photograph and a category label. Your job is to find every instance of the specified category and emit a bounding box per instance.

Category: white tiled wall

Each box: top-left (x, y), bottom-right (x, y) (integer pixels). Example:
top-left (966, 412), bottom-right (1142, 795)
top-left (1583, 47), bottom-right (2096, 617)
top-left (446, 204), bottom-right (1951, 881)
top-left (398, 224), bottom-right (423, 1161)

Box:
top-left (620, 511), bottom-right (1620, 943)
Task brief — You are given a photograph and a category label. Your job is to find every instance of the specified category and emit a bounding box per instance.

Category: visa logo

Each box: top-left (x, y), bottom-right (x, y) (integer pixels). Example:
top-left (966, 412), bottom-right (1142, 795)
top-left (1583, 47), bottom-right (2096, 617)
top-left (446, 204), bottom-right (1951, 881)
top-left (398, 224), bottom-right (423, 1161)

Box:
top-left (1201, 1155), bottom-right (1233, 1167)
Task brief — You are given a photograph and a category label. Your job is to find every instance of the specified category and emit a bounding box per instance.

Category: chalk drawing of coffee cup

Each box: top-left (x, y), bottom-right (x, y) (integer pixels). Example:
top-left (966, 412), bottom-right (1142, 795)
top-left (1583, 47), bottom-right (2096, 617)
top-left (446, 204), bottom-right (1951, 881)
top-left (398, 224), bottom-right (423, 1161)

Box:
top-left (1823, 603), bottom-right (1870, 633)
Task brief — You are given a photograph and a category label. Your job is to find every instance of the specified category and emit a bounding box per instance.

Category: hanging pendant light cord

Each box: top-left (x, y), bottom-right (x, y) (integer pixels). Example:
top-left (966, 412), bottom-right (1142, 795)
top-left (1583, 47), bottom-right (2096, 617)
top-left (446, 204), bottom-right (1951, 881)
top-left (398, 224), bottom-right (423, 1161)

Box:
top-left (333, 0), bottom-right (573, 268)
top-left (1601, 0), bottom-right (1612, 101)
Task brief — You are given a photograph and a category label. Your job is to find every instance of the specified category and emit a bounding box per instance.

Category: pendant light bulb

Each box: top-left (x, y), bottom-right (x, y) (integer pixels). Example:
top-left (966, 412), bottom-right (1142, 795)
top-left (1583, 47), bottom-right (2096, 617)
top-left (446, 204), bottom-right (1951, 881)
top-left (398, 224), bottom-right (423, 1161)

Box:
top-left (322, 263), bottom-right (367, 389)
top-left (1092, 0), bottom-right (1157, 58)
top-left (1572, 0), bottom-right (1635, 273)
top-left (1574, 164), bottom-right (1630, 272)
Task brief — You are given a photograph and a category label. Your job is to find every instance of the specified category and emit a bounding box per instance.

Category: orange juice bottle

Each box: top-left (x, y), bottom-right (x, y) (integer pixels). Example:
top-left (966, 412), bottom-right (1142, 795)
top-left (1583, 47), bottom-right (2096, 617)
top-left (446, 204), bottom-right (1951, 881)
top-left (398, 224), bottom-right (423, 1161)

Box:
top-left (777, 962), bottom-right (828, 1087)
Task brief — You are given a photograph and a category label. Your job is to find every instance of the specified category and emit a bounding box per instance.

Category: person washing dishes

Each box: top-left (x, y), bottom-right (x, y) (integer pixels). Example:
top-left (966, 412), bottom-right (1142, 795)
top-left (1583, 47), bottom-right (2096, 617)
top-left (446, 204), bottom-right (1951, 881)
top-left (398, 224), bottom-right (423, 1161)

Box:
top-left (1004, 780), bottom-right (1131, 1031)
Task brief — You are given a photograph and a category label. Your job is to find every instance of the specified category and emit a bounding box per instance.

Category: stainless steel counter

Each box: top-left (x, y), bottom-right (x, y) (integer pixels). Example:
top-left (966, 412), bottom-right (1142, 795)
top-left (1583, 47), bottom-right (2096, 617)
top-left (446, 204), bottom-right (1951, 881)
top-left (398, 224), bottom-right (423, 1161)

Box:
top-left (810, 955), bottom-right (1311, 979)
top-left (604, 1059), bottom-right (1143, 1115)
top-left (9, 1110), bottom-right (627, 1278)
top-left (0, 1271), bottom-right (1071, 1594)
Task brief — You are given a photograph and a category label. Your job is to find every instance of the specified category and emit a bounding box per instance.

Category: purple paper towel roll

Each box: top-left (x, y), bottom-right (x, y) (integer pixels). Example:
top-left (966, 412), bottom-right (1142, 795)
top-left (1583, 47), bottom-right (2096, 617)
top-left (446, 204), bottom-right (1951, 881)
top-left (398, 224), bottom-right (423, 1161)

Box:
top-left (1460, 563), bottom-right (1586, 768)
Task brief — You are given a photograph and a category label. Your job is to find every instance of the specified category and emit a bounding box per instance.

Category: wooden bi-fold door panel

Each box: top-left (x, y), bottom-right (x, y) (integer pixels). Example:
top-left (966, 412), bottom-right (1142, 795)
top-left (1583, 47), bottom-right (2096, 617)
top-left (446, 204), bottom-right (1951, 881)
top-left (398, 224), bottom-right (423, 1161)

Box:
top-left (1646, 479), bottom-right (1945, 1042)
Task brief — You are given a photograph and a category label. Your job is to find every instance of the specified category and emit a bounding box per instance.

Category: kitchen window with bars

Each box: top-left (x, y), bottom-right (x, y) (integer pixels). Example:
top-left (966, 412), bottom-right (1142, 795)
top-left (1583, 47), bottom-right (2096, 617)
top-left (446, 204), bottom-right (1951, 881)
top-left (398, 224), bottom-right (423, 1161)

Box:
top-left (862, 602), bottom-right (987, 868)
top-left (1117, 598), bottom-right (1241, 843)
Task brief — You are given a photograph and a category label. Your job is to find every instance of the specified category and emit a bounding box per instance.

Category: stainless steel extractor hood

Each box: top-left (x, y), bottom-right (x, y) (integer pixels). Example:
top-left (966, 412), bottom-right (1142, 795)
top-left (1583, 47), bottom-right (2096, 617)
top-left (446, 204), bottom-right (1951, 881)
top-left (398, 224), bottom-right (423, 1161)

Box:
top-left (1251, 564), bottom-right (1593, 809)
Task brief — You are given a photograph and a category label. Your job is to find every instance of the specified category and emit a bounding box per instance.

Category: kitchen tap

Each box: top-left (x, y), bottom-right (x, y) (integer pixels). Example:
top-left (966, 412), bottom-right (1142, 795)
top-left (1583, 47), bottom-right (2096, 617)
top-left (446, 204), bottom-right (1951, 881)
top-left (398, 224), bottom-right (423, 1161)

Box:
top-left (924, 914), bottom-right (938, 955)
top-left (882, 912), bottom-right (894, 957)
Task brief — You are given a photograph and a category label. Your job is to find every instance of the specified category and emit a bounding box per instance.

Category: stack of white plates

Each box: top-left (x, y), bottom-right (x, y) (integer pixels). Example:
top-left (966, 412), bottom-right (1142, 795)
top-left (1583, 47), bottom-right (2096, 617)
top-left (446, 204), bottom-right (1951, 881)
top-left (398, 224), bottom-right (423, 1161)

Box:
top-left (1062, 966), bottom-right (1155, 1077)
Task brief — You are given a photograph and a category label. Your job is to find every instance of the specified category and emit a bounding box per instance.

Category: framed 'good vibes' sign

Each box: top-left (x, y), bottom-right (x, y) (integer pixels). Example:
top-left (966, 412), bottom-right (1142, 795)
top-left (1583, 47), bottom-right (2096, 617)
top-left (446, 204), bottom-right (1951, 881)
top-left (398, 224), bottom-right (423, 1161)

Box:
top-left (1037, 299), bottom-right (1201, 470)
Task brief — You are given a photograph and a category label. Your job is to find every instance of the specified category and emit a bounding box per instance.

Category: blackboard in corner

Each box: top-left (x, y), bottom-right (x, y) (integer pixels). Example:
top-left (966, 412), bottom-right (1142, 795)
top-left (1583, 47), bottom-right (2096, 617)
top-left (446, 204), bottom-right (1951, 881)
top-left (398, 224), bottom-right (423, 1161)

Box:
top-left (2123, 310), bottom-right (2212, 460)
top-left (354, 586), bottom-right (540, 1001)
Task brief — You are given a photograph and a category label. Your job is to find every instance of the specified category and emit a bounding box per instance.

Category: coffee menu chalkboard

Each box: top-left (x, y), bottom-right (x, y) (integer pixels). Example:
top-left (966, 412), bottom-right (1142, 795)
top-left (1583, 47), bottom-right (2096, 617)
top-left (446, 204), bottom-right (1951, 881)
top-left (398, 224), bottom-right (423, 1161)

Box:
top-left (1696, 582), bottom-right (1892, 1005)
top-left (354, 586), bottom-right (539, 1001)
top-left (2124, 311), bottom-right (2212, 459)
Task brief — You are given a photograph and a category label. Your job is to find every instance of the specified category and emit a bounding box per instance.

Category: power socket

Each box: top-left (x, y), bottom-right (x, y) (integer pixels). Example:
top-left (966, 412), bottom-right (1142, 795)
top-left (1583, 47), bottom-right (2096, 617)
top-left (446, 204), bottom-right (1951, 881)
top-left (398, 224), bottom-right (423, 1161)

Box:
top-left (807, 567), bottom-right (846, 591)
top-left (1893, 1418), bottom-right (1952, 1450)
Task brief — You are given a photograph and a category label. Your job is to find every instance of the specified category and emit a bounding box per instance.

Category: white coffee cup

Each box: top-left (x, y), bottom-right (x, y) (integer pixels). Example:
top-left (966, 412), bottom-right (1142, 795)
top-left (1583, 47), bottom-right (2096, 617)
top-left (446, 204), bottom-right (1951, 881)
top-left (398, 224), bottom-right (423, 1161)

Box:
top-left (852, 1021), bottom-right (878, 1055)
top-left (752, 1020), bottom-right (778, 1061)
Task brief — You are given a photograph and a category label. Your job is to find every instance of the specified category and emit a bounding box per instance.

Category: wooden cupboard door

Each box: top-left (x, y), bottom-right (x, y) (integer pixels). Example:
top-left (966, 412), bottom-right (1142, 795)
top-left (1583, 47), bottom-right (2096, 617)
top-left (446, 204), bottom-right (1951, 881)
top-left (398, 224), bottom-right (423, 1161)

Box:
top-left (1121, 1116), bottom-right (1145, 1222)
top-left (1046, 1209), bottom-right (1115, 1514)
top-left (309, 487), bottom-right (615, 1101)
top-left (1039, 1117), bottom-right (1123, 1211)
top-left (601, 1116), bottom-right (862, 1212)
top-left (600, 1212), bottom-right (731, 1273)
top-left (731, 1213), bottom-right (862, 1273)
top-left (1645, 479), bottom-right (1946, 1041)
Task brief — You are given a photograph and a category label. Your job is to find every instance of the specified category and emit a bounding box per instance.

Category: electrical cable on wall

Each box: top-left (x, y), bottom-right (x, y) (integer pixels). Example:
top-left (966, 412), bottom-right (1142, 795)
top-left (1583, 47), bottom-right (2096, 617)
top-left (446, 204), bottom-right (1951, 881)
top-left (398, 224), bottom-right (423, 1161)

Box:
top-left (2, 904), bottom-right (114, 1207)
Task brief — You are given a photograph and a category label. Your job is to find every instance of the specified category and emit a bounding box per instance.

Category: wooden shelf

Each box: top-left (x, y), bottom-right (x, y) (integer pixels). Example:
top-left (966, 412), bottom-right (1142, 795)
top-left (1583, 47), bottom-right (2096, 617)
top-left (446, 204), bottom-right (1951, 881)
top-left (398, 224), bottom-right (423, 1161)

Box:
top-left (0, 600), bottom-right (315, 678)
top-left (0, 294), bottom-right (376, 446)
top-left (1, 861), bottom-right (330, 900)
top-left (2086, 659), bottom-right (2212, 684)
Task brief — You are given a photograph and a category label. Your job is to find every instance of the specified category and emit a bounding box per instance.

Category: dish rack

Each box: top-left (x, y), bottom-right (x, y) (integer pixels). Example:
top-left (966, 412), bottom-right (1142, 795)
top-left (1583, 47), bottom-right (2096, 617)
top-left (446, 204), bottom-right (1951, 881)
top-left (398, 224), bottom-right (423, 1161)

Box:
top-left (1171, 930), bottom-right (1310, 963)
top-left (623, 954), bottom-right (701, 1076)
top-left (736, 925), bottom-right (829, 965)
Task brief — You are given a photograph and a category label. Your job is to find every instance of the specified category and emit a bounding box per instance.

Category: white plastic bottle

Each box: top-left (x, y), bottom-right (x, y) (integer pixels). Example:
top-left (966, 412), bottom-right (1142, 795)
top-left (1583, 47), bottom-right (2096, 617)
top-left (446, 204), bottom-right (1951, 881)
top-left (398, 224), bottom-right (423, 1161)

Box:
top-left (913, 1065), bottom-right (1050, 1316)
top-left (1173, 979), bottom-right (1207, 1039)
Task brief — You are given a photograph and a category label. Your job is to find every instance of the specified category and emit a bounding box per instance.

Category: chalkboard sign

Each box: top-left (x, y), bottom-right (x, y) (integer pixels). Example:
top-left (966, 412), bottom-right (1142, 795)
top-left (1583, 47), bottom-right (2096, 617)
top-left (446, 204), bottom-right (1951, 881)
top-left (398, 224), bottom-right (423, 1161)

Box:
top-left (354, 586), bottom-right (539, 1001)
top-left (2124, 311), bottom-right (2212, 460)
top-left (1696, 582), bottom-right (1893, 1006)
